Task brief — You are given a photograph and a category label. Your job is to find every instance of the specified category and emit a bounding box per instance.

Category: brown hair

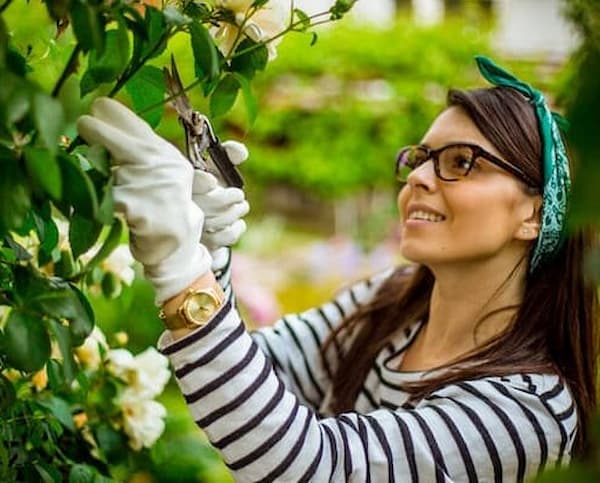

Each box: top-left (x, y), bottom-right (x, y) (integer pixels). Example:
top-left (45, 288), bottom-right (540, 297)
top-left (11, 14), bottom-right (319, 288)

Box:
top-left (322, 86), bottom-right (598, 457)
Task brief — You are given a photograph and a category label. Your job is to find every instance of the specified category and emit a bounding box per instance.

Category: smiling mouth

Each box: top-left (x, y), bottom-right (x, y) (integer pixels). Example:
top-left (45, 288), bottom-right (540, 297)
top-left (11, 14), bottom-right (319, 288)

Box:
top-left (407, 210), bottom-right (446, 222)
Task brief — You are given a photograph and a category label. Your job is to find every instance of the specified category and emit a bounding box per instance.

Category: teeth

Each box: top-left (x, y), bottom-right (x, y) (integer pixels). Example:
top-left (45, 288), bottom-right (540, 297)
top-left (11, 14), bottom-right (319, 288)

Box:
top-left (408, 210), bottom-right (445, 222)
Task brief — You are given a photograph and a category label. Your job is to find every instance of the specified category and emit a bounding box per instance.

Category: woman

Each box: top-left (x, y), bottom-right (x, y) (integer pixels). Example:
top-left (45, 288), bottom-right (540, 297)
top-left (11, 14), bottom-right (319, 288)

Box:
top-left (77, 56), bottom-right (597, 482)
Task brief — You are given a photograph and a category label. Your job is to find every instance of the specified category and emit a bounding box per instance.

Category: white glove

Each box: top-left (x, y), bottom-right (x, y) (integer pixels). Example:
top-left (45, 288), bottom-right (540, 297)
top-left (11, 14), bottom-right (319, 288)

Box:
top-left (76, 97), bottom-right (211, 305)
top-left (193, 141), bottom-right (250, 251)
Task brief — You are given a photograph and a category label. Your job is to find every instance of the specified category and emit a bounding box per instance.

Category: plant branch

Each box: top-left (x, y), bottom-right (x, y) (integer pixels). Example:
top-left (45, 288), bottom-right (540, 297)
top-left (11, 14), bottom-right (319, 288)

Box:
top-left (225, 10), bottom-right (334, 62)
top-left (67, 28), bottom-right (175, 153)
top-left (51, 44), bottom-right (82, 98)
top-left (139, 76), bottom-right (205, 115)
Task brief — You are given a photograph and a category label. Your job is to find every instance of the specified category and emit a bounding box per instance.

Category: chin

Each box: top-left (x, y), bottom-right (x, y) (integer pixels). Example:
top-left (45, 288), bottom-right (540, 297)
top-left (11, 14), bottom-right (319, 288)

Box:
top-left (399, 243), bottom-right (434, 265)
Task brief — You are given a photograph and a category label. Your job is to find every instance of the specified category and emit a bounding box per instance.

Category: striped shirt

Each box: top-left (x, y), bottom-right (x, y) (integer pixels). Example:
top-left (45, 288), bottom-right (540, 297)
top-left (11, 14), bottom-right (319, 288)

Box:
top-left (158, 249), bottom-right (577, 482)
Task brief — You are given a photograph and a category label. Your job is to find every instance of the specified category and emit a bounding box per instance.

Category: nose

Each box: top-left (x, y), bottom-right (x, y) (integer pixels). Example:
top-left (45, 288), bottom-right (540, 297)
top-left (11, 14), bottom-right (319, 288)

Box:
top-left (406, 159), bottom-right (437, 191)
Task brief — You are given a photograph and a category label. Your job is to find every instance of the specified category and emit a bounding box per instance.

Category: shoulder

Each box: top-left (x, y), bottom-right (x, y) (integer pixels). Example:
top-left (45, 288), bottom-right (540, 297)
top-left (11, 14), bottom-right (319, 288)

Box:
top-left (423, 373), bottom-right (577, 462)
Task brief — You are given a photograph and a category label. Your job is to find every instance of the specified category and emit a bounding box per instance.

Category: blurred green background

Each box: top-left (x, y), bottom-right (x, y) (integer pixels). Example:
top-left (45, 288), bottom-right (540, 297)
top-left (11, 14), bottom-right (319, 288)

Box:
top-left (4, 0), bottom-right (599, 480)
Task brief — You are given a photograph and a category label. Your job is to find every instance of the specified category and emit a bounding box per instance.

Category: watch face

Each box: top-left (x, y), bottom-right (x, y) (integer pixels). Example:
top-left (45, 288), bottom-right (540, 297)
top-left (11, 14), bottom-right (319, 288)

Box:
top-left (184, 292), bottom-right (220, 324)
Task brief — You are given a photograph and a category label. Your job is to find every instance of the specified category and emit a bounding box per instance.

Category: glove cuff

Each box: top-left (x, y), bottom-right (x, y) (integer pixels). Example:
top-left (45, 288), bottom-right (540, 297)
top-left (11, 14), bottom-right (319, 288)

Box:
top-left (145, 243), bottom-right (213, 305)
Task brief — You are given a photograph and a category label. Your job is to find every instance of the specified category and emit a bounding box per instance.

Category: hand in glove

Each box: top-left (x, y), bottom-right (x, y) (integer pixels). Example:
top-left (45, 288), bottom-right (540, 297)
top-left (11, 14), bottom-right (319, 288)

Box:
top-left (193, 141), bottom-right (250, 252)
top-left (77, 97), bottom-right (211, 305)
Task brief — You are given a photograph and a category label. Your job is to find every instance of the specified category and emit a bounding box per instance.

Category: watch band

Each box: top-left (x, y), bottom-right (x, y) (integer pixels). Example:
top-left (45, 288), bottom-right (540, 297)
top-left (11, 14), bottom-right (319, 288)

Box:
top-left (159, 283), bottom-right (225, 330)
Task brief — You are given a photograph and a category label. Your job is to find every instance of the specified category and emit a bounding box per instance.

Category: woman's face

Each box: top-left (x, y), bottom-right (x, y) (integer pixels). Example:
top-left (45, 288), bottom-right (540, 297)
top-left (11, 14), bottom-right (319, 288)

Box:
top-left (397, 106), bottom-right (540, 268)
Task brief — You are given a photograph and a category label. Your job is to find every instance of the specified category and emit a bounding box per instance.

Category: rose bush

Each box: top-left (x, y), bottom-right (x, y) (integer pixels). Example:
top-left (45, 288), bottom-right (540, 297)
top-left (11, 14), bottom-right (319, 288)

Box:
top-left (0, 0), bottom-right (357, 480)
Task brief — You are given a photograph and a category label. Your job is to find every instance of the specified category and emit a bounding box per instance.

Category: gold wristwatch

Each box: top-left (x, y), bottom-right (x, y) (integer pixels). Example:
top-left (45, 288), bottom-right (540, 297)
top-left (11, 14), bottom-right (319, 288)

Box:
top-left (159, 284), bottom-right (225, 330)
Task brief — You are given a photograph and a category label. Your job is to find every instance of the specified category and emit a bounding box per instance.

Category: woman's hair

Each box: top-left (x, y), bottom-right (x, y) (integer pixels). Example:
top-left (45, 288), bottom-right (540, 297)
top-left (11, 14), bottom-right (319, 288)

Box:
top-left (322, 86), bottom-right (598, 457)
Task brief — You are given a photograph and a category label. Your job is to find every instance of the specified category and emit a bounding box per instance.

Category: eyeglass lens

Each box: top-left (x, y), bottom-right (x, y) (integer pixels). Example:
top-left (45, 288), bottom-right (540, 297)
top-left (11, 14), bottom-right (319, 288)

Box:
top-left (396, 145), bottom-right (476, 182)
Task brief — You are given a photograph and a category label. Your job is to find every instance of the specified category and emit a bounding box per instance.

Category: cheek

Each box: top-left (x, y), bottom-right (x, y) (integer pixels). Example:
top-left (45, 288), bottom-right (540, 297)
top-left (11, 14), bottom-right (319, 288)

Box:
top-left (448, 185), bottom-right (522, 243)
top-left (397, 186), bottom-right (409, 216)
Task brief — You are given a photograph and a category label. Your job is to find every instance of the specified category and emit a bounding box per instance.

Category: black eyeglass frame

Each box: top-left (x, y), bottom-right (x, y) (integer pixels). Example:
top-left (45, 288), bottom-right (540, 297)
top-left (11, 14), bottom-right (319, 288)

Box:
top-left (395, 143), bottom-right (540, 191)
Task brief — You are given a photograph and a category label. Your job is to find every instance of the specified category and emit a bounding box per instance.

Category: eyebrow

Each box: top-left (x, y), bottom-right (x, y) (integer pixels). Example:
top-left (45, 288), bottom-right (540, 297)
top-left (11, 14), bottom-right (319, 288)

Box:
top-left (419, 141), bottom-right (484, 149)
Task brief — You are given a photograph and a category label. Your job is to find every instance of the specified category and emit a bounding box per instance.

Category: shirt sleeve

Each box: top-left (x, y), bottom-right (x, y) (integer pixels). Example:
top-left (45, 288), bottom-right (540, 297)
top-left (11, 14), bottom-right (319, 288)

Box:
top-left (249, 269), bottom-right (392, 412)
top-left (210, 246), bottom-right (393, 411)
top-left (158, 296), bottom-right (576, 482)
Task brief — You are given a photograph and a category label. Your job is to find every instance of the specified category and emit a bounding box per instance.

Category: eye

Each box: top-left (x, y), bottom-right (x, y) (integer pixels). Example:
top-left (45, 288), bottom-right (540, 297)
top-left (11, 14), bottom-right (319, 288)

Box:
top-left (450, 154), bottom-right (472, 172)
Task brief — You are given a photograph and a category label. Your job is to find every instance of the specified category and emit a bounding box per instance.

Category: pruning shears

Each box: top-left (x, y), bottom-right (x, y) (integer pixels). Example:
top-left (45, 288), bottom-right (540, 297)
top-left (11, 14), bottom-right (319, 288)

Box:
top-left (163, 56), bottom-right (244, 188)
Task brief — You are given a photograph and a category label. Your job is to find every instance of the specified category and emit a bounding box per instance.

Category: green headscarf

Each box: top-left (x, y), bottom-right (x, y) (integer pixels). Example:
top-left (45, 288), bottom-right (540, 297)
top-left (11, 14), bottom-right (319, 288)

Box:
top-left (475, 55), bottom-right (572, 271)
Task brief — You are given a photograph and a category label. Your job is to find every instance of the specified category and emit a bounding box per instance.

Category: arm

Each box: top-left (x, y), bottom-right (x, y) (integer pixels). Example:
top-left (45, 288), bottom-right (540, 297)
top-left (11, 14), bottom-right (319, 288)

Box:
top-left (165, 267), bottom-right (392, 412)
top-left (249, 269), bottom-right (391, 412)
top-left (159, 299), bottom-right (577, 482)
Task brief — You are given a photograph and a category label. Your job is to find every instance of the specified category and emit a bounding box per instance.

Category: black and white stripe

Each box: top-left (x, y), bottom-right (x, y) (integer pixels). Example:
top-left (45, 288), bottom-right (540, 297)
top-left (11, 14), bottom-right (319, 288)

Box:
top-left (158, 268), bottom-right (577, 482)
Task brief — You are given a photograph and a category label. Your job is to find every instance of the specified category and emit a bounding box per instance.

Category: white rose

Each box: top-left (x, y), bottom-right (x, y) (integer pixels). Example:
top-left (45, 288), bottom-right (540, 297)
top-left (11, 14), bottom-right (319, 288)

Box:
top-left (131, 347), bottom-right (171, 398)
top-left (75, 326), bottom-right (108, 369)
top-left (118, 390), bottom-right (167, 451)
top-left (107, 347), bottom-right (170, 399)
top-left (213, 0), bottom-right (289, 59)
top-left (101, 245), bottom-right (135, 286)
top-left (80, 244), bottom-right (136, 286)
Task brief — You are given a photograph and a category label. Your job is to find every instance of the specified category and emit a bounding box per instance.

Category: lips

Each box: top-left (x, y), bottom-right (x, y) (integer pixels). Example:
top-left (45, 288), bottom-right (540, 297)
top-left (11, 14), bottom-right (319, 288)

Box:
top-left (406, 204), bottom-right (446, 223)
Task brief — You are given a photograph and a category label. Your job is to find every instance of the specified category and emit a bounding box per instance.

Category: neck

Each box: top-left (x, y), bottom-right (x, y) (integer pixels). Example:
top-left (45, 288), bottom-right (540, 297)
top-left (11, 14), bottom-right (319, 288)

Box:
top-left (418, 254), bottom-right (528, 364)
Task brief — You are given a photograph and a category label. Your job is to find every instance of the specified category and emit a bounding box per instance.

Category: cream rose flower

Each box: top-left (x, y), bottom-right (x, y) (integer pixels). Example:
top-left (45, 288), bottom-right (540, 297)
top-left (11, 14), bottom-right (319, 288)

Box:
top-left (213, 0), bottom-right (289, 59)
top-left (119, 391), bottom-right (167, 450)
top-left (80, 244), bottom-right (136, 287)
top-left (75, 326), bottom-right (109, 369)
top-left (106, 347), bottom-right (170, 399)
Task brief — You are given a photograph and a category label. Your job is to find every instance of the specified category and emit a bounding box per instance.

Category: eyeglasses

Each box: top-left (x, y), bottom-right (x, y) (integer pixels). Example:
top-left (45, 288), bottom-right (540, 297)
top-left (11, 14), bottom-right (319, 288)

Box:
top-left (395, 143), bottom-right (539, 189)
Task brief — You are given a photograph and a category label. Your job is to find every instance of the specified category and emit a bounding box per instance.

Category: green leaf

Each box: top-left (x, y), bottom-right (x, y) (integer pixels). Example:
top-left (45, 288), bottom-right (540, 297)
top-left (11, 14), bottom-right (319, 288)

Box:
top-left (0, 72), bottom-right (31, 125)
top-left (34, 462), bottom-right (61, 483)
top-left (85, 216), bottom-right (124, 271)
top-left (6, 47), bottom-right (28, 77)
top-left (95, 177), bottom-right (114, 225)
top-left (0, 147), bottom-right (31, 237)
top-left (39, 216), bottom-right (60, 255)
top-left (80, 23), bottom-right (130, 97)
top-left (2, 309), bottom-right (51, 372)
top-left (68, 464), bottom-right (95, 483)
top-left (70, 285), bottom-right (95, 343)
top-left (232, 72), bottom-right (258, 125)
top-left (190, 21), bottom-right (220, 81)
top-left (95, 424), bottom-right (127, 463)
top-left (310, 31), bottom-right (318, 46)
top-left (131, 6), bottom-right (167, 66)
top-left (329, 0), bottom-right (358, 20)
top-left (0, 374), bottom-right (16, 411)
top-left (70, 0), bottom-right (105, 53)
top-left (82, 145), bottom-right (110, 176)
top-left (46, 359), bottom-right (64, 391)
top-left (230, 38), bottom-right (268, 79)
top-left (125, 65), bottom-right (165, 128)
top-left (54, 249), bottom-right (77, 279)
top-left (33, 93), bottom-right (64, 155)
top-left (32, 285), bottom-right (94, 345)
top-left (23, 147), bottom-right (62, 199)
top-left (37, 395), bottom-right (76, 431)
top-left (183, 1), bottom-right (210, 20)
top-left (58, 154), bottom-right (99, 218)
top-left (252, 0), bottom-right (270, 6)
top-left (294, 8), bottom-right (311, 31)
top-left (210, 74), bottom-right (240, 118)
top-left (48, 319), bottom-right (77, 385)
top-left (69, 214), bottom-right (102, 259)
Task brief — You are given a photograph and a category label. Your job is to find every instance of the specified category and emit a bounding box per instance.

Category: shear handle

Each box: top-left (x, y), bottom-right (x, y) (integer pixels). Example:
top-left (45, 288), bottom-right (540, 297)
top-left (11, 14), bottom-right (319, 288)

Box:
top-left (206, 141), bottom-right (245, 189)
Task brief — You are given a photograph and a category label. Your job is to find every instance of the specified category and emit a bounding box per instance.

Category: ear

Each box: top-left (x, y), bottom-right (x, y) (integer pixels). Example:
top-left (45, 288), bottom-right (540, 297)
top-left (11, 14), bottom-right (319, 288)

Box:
top-left (514, 193), bottom-right (542, 241)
